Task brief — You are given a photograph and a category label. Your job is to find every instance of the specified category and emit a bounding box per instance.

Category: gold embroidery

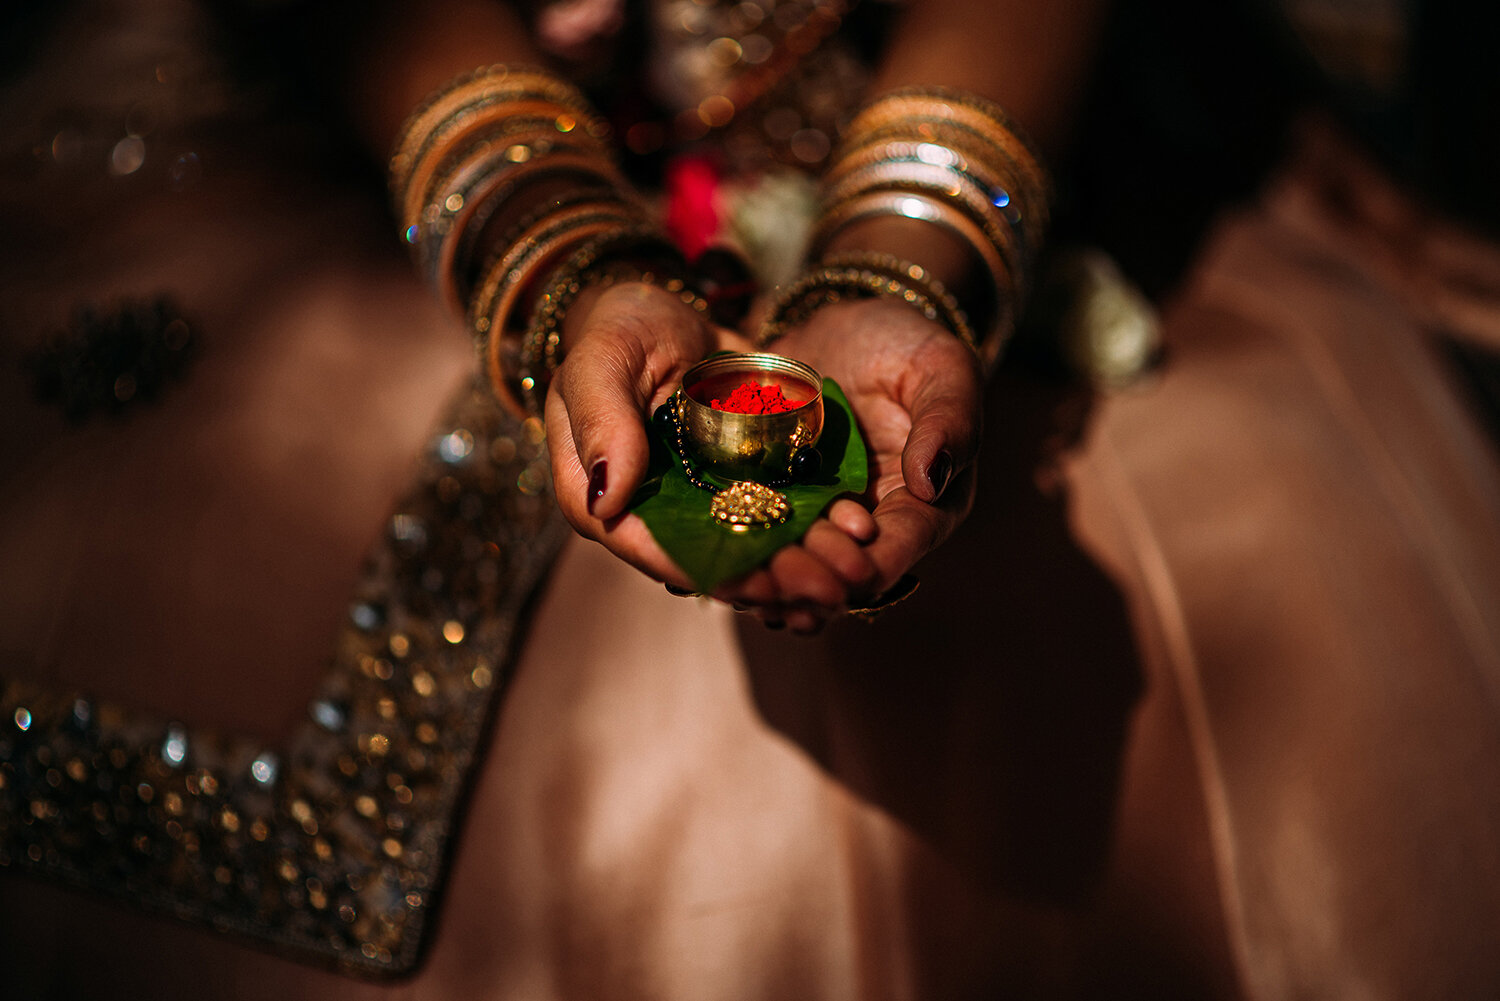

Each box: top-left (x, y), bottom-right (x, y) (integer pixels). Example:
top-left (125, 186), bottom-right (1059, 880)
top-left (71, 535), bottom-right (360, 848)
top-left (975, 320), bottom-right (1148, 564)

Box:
top-left (0, 380), bottom-right (566, 978)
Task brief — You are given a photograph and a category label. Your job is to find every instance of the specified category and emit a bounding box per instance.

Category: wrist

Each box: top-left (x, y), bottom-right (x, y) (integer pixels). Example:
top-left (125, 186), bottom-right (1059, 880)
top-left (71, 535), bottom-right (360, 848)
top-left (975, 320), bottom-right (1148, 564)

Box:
top-left (819, 215), bottom-right (985, 321)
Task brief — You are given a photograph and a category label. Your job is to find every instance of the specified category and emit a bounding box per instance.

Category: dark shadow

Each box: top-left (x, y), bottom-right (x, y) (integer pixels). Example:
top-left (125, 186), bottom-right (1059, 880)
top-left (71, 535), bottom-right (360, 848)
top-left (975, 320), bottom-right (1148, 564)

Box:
top-left (737, 359), bottom-right (1144, 907)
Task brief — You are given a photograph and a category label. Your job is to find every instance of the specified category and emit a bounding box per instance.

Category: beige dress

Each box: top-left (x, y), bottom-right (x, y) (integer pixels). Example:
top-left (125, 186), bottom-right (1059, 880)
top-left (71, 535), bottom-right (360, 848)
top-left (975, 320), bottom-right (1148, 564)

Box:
top-left (3, 2), bottom-right (1499, 998)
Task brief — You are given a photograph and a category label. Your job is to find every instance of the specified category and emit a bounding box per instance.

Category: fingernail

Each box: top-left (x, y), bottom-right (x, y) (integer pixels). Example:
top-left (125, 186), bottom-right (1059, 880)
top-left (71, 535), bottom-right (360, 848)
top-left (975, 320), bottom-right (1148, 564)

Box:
top-left (665, 583), bottom-right (697, 598)
top-left (587, 460), bottom-right (608, 516)
top-left (927, 451), bottom-right (953, 502)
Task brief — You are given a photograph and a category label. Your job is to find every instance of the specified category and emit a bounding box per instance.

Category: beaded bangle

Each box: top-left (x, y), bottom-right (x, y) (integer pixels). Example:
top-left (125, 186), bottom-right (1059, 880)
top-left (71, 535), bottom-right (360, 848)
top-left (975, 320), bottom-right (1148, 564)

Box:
top-left (756, 254), bottom-right (978, 360)
top-left (521, 228), bottom-right (707, 414)
top-left (821, 251), bottom-right (975, 348)
top-left (809, 188), bottom-right (1015, 362)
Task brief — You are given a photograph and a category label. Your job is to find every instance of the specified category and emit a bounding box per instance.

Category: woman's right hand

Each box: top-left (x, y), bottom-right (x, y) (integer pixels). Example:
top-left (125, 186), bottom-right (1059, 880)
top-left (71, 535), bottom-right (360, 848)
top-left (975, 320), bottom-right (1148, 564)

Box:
top-left (544, 279), bottom-right (725, 592)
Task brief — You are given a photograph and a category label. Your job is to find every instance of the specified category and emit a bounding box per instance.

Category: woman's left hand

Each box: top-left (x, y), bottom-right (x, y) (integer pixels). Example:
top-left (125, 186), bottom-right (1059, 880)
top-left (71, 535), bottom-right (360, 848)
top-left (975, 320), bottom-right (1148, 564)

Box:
top-left (733, 296), bottom-right (985, 628)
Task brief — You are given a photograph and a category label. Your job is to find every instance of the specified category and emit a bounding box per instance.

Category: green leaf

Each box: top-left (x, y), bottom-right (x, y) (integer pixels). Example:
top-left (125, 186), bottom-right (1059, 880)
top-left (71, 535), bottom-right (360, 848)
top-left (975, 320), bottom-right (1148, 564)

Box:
top-left (630, 378), bottom-right (868, 592)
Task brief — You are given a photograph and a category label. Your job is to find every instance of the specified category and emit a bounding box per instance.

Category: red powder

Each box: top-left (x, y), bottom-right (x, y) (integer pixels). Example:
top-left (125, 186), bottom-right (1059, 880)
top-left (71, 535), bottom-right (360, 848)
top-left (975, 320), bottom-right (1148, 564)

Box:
top-left (711, 380), bottom-right (804, 414)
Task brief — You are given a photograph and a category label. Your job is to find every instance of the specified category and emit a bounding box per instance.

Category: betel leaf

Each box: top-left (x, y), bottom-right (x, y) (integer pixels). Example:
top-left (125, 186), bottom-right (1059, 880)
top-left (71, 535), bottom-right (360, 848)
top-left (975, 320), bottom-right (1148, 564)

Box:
top-left (630, 378), bottom-right (868, 593)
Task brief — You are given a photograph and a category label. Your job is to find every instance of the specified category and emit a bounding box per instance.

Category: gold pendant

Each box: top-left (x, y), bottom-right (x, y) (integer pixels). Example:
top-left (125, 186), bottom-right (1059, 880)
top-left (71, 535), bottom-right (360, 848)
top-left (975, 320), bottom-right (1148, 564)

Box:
top-left (710, 481), bottom-right (791, 531)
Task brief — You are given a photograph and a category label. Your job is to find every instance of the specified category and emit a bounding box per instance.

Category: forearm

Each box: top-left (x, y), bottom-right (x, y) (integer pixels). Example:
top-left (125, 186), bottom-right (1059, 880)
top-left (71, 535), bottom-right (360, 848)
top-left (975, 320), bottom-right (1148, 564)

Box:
top-left (871, 0), bottom-right (1112, 161)
top-left (342, 0), bottom-right (542, 161)
top-left (818, 0), bottom-right (1112, 353)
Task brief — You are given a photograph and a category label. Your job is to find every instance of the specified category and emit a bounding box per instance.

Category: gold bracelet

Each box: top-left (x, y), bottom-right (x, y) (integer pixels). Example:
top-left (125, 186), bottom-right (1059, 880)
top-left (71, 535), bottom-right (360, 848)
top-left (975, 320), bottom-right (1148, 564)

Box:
top-left (836, 87), bottom-right (1051, 243)
top-left (390, 65), bottom-right (623, 314)
top-left (420, 150), bottom-right (632, 314)
top-left (834, 115), bottom-right (1049, 239)
top-left (468, 209), bottom-right (642, 417)
top-left (820, 136), bottom-right (1039, 273)
top-left (399, 106), bottom-right (611, 233)
top-left (842, 88), bottom-right (1050, 208)
top-left (522, 229), bottom-right (706, 415)
top-left (809, 188), bottom-right (1016, 360)
top-left (819, 158), bottom-right (1027, 289)
top-left (756, 255), bottom-right (978, 360)
top-left (389, 65), bottom-right (599, 195)
top-left (452, 184), bottom-right (639, 300)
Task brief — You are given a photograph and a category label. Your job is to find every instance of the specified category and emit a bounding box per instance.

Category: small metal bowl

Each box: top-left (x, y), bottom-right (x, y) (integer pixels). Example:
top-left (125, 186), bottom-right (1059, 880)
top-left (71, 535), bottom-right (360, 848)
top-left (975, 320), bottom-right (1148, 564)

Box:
top-left (676, 352), bottom-right (824, 484)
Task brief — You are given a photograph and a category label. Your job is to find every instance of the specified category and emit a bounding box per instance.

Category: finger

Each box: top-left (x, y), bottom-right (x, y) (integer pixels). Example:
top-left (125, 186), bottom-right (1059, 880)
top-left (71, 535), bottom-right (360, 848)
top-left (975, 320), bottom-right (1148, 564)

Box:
top-left (554, 290), bottom-right (712, 520)
top-left (861, 473), bottom-right (973, 594)
top-left (827, 498), bottom-right (877, 543)
top-left (547, 334), bottom-right (652, 521)
top-left (713, 567), bottom-right (782, 608)
top-left (767, 544), bottom-right (848, 611)
top-left (548, 395), bottom-right (702, 592)
top-left (801, 519), bottom-right (880, 592)
top-left (898, 357), bottom-right (984, 505)
top-left (784, 608), bottom-right (827, 635)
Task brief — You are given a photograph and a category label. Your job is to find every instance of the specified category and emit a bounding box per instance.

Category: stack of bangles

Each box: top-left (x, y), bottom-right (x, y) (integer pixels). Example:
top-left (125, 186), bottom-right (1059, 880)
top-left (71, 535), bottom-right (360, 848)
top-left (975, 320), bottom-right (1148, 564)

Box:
top-left (389, 65), bottom-right (708, 418)
top-left (760, 86), bottom-right (1051, 373)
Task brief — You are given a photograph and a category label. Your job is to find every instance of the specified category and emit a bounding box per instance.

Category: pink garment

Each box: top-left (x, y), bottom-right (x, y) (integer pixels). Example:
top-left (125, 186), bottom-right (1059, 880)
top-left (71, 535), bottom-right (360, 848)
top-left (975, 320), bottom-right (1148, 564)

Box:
top-left (3, 3), bottom-right (1498, 990)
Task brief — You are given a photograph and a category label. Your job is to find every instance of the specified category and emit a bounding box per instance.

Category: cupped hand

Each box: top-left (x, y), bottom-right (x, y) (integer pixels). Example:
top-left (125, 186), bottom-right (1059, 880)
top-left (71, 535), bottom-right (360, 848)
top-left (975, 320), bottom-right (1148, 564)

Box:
top-left (546, 282), bottom-right (977, 630)
top-left (745, 296), bottom-right (985, 622)
top-left (545, 280), bottom-right (887, 620)
top-left (545, 280), bottom-right (727, 592)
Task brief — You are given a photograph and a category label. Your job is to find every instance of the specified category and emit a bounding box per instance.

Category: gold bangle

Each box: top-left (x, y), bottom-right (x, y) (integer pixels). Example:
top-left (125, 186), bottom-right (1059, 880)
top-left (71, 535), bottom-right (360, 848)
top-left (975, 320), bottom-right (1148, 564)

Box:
top-left (421, 150), bottom-right (632, 314)
top-left (453, 184), bottom-right (639, 299)
top-left (842, 88), bottom-right (1050, 207)
top-left (824, 138), bottom-right (1015, 205)
top-left (818, 159), bottom-right (1027, 288)
top-left (389, 65), bottom-right (598, 195)
top-left (837, 87), bottom-right (1051, 239)
top-left (835, 115), bottom-right (1049, 238)
top-left (756, 256), bottom-right (978, 360)
top-left (809, 188), bottom-right (1016, 363)
top-left (820, 136), bottom-right (1039, 272)
top-left (399, 106), bottom-right (611, 233)
top-left (468, 210), bottom-right (641, 417)
top-left (522, 228), bottom-right (705, 414)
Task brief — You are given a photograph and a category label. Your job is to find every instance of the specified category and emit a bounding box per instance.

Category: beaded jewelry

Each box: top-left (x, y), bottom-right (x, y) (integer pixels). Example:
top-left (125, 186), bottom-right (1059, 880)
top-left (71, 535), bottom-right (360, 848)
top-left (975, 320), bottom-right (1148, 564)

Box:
top-left (521, 227), bottom-right (709, 414)
top-left (651, 393), bottom-right (797, 531)
top-left (805, 86), bottom-right (1052, 369)
top-left (757, 252), bottom-right (979, 358)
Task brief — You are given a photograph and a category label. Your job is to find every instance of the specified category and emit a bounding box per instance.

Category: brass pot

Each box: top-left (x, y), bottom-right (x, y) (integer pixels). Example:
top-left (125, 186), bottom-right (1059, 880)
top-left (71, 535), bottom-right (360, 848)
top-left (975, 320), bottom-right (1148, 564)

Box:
top-left (676, 352), bottom-right (824, 484)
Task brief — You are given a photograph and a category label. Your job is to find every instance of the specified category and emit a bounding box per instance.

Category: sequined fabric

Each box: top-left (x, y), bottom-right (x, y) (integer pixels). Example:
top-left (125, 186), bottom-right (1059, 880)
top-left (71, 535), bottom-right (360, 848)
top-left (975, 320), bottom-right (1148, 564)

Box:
top-left (0, 382), bottom-right (567, 978)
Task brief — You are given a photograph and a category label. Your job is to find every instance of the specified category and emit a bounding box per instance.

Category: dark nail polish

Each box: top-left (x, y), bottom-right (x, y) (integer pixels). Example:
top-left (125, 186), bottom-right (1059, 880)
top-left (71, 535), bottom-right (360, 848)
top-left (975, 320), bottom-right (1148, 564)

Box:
top-left (927, 451), bottom-right (953, 502)
top-left (587, 460), bottom-right (608, 516)
top-left (665, 583), bottom-right (697, 597)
